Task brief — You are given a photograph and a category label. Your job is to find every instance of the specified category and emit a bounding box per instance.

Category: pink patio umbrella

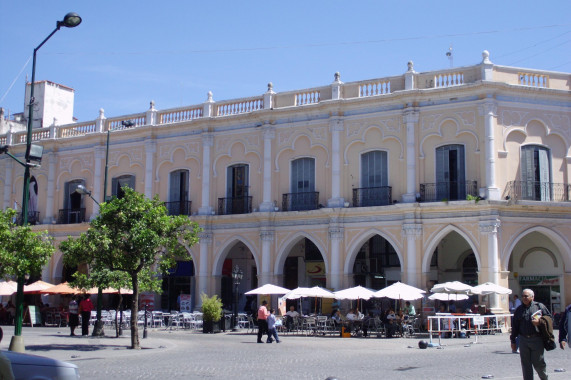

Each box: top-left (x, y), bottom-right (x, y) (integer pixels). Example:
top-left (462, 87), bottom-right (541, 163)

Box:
top-left (0, 281), bottom-right (17, 296)
top-left (24, 280), bottom-right (54, 294)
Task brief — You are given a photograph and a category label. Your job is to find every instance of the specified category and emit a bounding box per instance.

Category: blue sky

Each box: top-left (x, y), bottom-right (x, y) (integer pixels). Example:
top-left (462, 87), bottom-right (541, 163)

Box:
top-left (1, 1), bottom-right (570, 123)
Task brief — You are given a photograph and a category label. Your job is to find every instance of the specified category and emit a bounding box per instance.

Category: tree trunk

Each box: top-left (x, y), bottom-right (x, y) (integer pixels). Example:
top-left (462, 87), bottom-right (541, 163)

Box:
top-left (115, 293), bottom-right (123, 338)
top-left (130, 274), bottom-right (140, 349)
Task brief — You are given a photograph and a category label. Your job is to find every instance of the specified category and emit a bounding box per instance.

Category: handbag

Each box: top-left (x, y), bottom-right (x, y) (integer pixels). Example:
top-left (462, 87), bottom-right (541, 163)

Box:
top-left (544, 338), bottom-right (556, 351)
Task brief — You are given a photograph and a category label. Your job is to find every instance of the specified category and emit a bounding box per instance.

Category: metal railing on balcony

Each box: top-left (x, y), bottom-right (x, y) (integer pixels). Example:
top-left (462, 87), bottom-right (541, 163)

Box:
top-left (504, 181), bottom-right (570, 202)
top-left (165, 201), bottom-right (192, 216)
top-left (16, 211), bottom-right (41, 226)
top-left (282, 192), bottom-right (320, 211)
top-left (419, 181), bottom-right (478, 202)
top-left (217, 196), bottom-right (253, 215)
top-left (352, 186), bottom-right (392, 207)
top-left (57, 208), bottom-right (86, 224)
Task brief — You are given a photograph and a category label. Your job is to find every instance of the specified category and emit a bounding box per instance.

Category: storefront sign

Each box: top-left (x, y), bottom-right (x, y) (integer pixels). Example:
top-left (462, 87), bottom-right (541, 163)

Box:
top-left (518, 275), bottom-right (559, 286)
top-left (306, 262), bottom-right (325, 276)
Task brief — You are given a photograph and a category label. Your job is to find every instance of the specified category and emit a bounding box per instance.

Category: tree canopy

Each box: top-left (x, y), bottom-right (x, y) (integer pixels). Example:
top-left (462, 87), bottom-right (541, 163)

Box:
top-left (0, 208), bottom-right (54, 280)
top-left (60, 187), bottom-right (200, 349)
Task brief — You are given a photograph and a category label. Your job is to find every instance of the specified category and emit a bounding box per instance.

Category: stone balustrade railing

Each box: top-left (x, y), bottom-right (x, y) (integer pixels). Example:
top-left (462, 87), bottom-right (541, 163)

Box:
top-left (1, 52), bottom-right (569, 147)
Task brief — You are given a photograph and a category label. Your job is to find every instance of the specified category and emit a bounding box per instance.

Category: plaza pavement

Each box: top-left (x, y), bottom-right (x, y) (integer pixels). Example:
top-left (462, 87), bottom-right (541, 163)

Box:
top-left (1, 326), bottom-right (570, 379)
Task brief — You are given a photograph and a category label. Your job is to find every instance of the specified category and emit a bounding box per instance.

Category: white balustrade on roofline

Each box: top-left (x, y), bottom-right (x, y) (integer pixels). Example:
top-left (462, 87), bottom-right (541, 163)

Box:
top-left (1, 55), bottom-right (569, 147)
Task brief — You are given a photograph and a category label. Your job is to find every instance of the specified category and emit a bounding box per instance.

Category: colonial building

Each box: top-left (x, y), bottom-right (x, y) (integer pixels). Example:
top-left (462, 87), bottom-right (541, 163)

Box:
top-left (1, 51), bottom-right (570, 313)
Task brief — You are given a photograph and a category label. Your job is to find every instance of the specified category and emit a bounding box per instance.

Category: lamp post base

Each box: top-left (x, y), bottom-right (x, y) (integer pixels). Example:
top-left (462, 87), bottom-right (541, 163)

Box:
top-left (8, 335), bottom-right (25, 353)
top-left (92, 320), bottom-right (105, 337)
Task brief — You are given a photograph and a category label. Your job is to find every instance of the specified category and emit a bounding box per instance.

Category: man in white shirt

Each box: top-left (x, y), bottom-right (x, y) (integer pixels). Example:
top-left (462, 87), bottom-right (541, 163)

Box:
top-left (285, 306), bottom-right (299, 331)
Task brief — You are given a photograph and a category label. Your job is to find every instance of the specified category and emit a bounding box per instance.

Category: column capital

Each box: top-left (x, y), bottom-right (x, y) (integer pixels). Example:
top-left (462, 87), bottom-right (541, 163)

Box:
top-left (479, 219), bottom-right (501, 234)
top-left (262, 125), bottom-right (275, 139)
top-left (198, 231), bottom-right (212, 244)
top-left (402, 109), bottom-right (419, 124)
top-left (260, 229), bottom-right (275, 242)
top-left (478, 100), bottom-right (497, 116)
top-left (329, 117), bottom-right (344, 133)
top-left (328, 226), bottom-right (344, 240)
top-left (402, 223), bottom-right (422, 239)
top-left (202, 133), bottom-right (214, 147)
top-left (144, 138), bottom-right (156, 153)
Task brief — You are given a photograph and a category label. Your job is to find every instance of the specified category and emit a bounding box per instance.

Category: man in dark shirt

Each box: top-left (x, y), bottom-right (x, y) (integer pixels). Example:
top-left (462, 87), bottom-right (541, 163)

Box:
top-left (510, 289), bottom-right (551, 380)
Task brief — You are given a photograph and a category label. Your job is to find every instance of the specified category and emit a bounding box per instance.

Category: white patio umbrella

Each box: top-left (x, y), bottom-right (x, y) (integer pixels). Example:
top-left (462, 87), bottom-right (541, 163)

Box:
top-left (282, 286), bottom-right (335, 314)
top-left (334, 286), bottom-right (376, 300)
top-left (431, 281), bottom-right (475, 295)
top-left (245, 284), bottom-right (290, 295)
top-left (469, 282), bottom-right (512, 295)
top-left (428, 293), bottom-right (469, 301)
top-left (372, 282), bottom-right (425, 301)
top-left (0, 281), bottom-right (17, 296)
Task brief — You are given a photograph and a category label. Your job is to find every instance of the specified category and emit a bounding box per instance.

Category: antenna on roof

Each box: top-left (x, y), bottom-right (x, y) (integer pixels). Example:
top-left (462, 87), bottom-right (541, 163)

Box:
top-left (446, 44), bottom-right (453, 68)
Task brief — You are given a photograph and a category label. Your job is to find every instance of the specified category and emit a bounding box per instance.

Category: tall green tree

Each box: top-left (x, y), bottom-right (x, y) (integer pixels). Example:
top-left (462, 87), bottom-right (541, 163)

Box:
top-left (60, 187), bottom-right (200, 349)
top-left (0, 208), bottom-right (54, 336)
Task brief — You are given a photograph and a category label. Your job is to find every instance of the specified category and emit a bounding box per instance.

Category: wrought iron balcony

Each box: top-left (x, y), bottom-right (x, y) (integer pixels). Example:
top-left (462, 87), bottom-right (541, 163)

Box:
top-left (165, 201), bottom-right (192, 216)
top-left (57, 208), bottom-right (86, 224)
top-left (282, 192), bottom-right (319, 211)
top-left (419, 181), bottom-right (478, 202)
top-left (16, 211), bottom-right (41, 226)
top-left (217, 196), bottom-right (252, 215)
top-left (352, 186), bottom-right (392, 207)
top-left (505, 181), bottom-right (570, 202)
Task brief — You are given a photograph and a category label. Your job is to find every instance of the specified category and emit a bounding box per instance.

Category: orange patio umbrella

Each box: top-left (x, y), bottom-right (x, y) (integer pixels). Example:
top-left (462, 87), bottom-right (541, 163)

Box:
top-left (24, 280), bottom-right (54, 294)
top-left (40, 282), bottom-right (86, 295)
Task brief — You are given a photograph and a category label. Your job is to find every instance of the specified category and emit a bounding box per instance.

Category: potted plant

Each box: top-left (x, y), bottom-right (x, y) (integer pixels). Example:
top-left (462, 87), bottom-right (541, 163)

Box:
top-left (201, 293), bottom-right (223, 333)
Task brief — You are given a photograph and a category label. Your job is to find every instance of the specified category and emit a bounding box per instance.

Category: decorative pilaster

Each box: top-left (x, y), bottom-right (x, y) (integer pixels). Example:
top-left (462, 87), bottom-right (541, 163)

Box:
top-left (327, 117), bottom-right (345, 208)
top-left (402, 109), bottom-right (419, 203)
top-left (91, 147), bottom-right (105, 218)
top-left (329, 221), bottom-right (344, 289)
top-left (403, 223), bottom-right (422, 287)
top-left (2, 159), bottom-right (13, 209)
top-left (259, 125), bottom-right (275, 212)
top-left (198, 133), bottom-right (214, 215)
top-left (479, 100), bottom-right (500, 200)
top-left (144, 139), bottom-right (156, 199)
top-left (42, 153), bottom-right (57, 224)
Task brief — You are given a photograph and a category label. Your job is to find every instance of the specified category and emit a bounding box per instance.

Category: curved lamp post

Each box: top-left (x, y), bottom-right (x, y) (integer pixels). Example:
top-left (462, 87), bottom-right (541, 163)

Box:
top-left (232, 265), bottom-right (243, 331)
top-left (8, 12), bottom-right (82, 353)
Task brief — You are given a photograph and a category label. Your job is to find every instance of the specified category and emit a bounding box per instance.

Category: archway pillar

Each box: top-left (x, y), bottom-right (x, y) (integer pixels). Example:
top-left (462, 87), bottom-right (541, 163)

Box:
top-left (403, 223), bottom-right (423, 288)
top-left (328, 224), bottom-right (344, 290)
top-left (195, 231), bottom-right (212, 309)
top-left (479, 219), bottom-right (501, 311)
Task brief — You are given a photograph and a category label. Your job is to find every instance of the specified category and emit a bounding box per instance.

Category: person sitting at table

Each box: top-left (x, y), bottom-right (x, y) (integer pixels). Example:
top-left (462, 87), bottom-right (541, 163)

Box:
top-left (403, 301), bottom-right (415, 317)
top-left (285, 306), bottom-right (300, 330)
top-left (331, 309), bottom-right (344, 329)
top-left (346, 309), bottom-right (358, 321)
top-left (5, 301), bottom-right (15, 325)
top-left (362, 312), bottom-right (375, 337)
top-left (470, 300), bottom-right (479, 314)
top-left (449, 301), bottom-right (457, 313)
top-left (385, 308), bottom-right (398, 338)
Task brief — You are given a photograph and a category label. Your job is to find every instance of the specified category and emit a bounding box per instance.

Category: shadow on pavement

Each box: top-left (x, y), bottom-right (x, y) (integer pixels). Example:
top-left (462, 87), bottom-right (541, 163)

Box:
top-left (25, 343), bottom-right (127, 353)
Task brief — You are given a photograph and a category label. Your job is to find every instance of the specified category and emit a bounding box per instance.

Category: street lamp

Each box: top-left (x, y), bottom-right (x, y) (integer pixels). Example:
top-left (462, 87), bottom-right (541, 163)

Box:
top-left (8, 12), bottom-right (81, 353)
top-left (76, 185), bottom-right (100, 205)
top-left (231, 265), bottom-right (243, 331)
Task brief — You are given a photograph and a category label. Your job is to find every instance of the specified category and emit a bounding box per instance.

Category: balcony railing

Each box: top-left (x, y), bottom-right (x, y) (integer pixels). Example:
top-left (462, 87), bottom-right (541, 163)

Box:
top-left (505, 181), bottom-right (570, 202)
top-left (419, 181), bottom-right (478, 202)
top-left (165, 201), bottom-right (192, 216)
top-left (57, 208), bottom-right (86, 224)
top-left (16, 211), bottom-right (41, 226)
top-left (217, 196), bottom-right (253, 215)
top-left (282, 192), bottom-right (320, 211)
top-left (352, 186), bottom-right (392, 207)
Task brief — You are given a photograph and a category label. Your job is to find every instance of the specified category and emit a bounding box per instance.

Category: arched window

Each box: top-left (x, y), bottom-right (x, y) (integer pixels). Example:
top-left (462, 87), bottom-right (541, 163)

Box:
top-left (520, 145), bottom-right (551, 201)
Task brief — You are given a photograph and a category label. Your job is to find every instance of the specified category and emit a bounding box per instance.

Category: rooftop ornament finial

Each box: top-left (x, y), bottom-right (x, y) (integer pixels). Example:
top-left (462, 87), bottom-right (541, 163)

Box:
top-left (334, 72), bottom-right (341, 82)
top-left (482, 50), bottom-right (492, 64)
top-left (98, 108), bottom-right (105, 118)
top-left (206, 91), bottom-right (214, 103)
top-left (267, 82), bottom-right (275, 93)
top-left (149, 100), bottom-right (155, 110)
top-left (407, 61), bottom-right (414, 72)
